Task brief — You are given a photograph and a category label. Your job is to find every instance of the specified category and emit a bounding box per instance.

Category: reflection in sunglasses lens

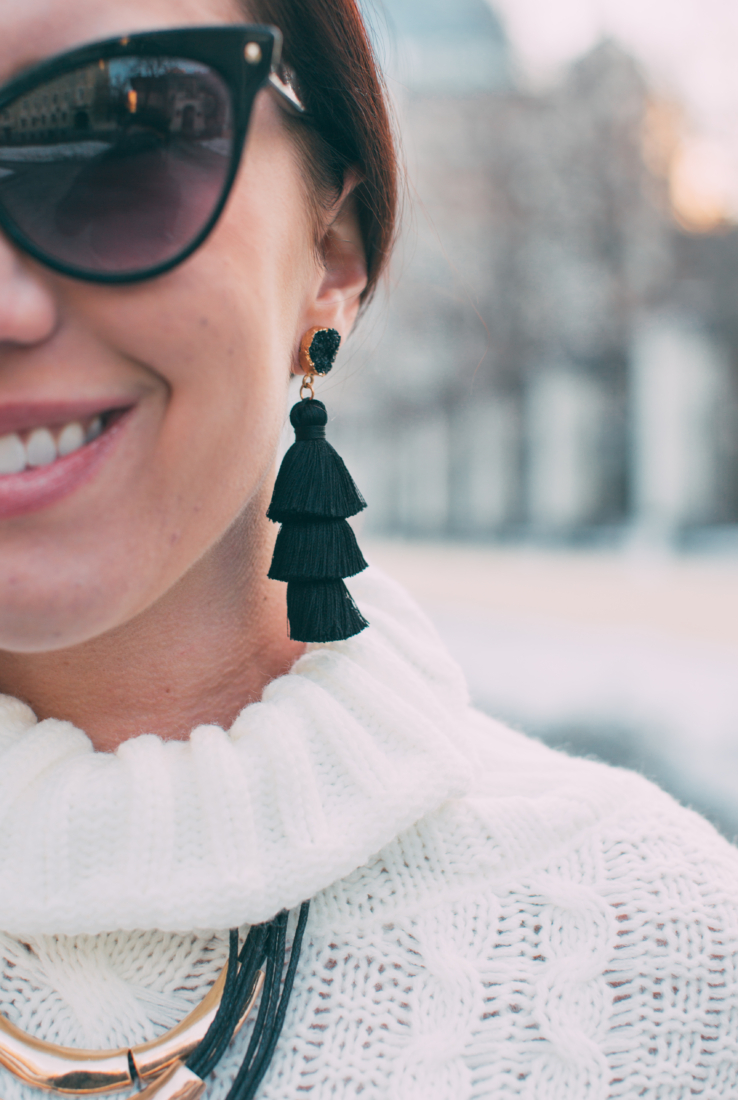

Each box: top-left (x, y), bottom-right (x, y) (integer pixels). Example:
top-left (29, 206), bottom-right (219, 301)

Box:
top-left (0, 57), bottom-right (233, 275)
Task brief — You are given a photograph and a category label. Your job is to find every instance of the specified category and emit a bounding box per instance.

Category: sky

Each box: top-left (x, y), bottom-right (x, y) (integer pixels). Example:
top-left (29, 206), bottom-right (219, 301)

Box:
top-left (488, 0), bottom-right (738, 227)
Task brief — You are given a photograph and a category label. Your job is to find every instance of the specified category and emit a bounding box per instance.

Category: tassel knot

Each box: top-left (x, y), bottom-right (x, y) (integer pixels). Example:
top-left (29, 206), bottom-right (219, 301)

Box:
top-left (295, 424), bottom-right (326, 441)
top-left (290, 399), bottom-right (328, 429)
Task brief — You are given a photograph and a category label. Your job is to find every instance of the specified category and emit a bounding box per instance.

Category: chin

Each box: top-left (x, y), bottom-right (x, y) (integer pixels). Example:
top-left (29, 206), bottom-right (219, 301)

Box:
top-left (0, 569), bottom-right (135, 654)
top-left (0, 613), bottom-right (114, 655)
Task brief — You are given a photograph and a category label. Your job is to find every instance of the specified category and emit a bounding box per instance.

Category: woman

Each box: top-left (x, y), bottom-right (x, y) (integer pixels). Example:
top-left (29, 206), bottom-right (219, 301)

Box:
top-left (0, 0), bottom-right (735, 1097)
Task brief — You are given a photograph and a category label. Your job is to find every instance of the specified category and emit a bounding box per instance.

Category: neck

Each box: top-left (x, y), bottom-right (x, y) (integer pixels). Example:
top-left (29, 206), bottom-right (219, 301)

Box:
top-left (0, 501), bottom-right (304, 754)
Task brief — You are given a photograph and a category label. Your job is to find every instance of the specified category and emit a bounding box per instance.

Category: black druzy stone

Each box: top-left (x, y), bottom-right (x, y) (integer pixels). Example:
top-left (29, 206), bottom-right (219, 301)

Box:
top-left (309, 328), bottom-right (341, 374)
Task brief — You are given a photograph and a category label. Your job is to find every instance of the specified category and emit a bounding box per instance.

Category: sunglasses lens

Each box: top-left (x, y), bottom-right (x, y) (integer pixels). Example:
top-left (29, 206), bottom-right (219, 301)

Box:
top-left (0, 56), bottom-right (234, 277)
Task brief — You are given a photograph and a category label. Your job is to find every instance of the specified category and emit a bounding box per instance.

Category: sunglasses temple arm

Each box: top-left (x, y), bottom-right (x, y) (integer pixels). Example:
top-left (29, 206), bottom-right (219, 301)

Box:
top-left (267, 67), bottom-right (306, 116)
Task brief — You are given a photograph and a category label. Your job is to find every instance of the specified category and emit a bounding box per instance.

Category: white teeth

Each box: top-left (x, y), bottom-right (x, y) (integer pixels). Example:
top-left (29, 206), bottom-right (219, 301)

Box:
top-left (87, 416), bottom-right (103, 442)
top-left (0, 415), bottom-right (107, 476)
top-left (0, 433), bottom-right (26, 475)
top-left (57, 421), bottom-right (85, 457)
top-left (26, 427), bottom-right (57, 468)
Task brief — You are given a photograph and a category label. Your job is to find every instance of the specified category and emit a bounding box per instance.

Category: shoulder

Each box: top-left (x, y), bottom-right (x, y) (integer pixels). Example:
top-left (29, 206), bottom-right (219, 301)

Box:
top-left (317, 708), bottom-right (738, 924)
top-left (460, 707), bottom-right (738, 887)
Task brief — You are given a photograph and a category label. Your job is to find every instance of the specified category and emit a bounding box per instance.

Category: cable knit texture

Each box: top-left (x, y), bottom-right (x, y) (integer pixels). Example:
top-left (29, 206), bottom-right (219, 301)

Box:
top-left (0, 568), bottom-right (737, 1097)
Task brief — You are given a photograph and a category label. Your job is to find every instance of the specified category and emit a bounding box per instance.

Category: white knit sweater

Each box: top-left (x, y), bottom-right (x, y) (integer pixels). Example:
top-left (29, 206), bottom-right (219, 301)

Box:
top-left (0, 568), bottom-right (737, 1099)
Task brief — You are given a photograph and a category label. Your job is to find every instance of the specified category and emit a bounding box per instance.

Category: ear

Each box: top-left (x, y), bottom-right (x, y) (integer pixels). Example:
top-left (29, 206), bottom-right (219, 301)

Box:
top-left (294, 175), bottom-right (368, 373)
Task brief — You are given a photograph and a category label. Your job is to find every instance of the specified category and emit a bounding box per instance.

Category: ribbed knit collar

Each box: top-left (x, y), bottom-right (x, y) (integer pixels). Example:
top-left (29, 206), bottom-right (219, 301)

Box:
top-left (0, 570), bottom-right (473, 936)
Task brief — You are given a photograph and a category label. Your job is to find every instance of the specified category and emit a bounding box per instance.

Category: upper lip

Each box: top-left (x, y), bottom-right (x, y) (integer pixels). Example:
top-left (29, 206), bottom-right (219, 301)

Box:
top-left (0, 400), bottom-right (132, 437)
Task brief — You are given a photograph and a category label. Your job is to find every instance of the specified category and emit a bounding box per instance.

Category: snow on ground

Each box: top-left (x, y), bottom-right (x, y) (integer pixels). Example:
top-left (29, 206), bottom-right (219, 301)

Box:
top-left (363, 540), bottom-right (738, 838)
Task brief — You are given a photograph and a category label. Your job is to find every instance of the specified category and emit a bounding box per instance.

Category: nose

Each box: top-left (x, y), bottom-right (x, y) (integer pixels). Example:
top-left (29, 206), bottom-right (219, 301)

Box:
top-left (0, 230), bottom-right (58, 348)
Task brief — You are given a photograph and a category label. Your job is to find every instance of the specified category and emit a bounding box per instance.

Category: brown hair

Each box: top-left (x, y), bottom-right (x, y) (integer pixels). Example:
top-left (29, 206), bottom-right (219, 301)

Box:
top-left (243, 0), bottom-right (398, 303)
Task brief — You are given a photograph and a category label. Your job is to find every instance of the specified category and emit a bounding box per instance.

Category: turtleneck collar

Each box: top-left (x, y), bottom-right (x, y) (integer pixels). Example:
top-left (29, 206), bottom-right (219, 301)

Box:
top-left (0, 569), bottom-right (474, 936)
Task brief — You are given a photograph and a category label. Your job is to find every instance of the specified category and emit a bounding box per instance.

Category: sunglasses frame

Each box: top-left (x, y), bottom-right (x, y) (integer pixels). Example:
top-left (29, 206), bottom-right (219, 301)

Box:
top-left (0, 25), bottom-right (305, 284)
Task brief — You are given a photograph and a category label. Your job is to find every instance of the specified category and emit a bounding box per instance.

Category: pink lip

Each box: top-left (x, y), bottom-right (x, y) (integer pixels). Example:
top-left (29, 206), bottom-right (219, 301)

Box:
top-left (0, 407), bottom-right (134, 521)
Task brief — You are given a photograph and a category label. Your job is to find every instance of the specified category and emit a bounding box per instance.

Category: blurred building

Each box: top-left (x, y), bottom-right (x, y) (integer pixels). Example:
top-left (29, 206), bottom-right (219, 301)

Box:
top-left (331, 2), bottom-right (738, 546)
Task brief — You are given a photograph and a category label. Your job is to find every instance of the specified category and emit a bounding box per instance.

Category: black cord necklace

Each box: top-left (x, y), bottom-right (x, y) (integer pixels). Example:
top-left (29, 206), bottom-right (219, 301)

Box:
top-left (188, 901), bottom-right (310, 1100)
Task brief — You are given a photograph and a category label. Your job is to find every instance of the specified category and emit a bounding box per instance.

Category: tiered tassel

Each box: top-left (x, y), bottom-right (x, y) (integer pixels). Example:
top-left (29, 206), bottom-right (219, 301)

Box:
top-left (267, 398), bottom-right (368, 642)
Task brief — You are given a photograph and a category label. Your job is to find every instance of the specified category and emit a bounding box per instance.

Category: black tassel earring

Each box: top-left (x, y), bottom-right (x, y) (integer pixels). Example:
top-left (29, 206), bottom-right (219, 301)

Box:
top-left (267, 327), bottom-right (369, 643)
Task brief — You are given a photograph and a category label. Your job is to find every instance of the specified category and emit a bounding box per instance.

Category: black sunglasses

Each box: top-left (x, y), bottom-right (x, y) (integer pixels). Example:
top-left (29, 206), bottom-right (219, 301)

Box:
top-left (0, 26), bottom-right (305, 283)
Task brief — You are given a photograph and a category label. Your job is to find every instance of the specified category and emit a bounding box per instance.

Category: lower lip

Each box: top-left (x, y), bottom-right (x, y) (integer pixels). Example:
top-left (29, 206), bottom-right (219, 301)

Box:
top-left (0, 411), bottom-right (132, 520)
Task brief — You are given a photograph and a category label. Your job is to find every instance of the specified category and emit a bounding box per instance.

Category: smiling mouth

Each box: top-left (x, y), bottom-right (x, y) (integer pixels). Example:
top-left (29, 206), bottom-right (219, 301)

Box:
top-left (0, 409), bottom-right (127, 476)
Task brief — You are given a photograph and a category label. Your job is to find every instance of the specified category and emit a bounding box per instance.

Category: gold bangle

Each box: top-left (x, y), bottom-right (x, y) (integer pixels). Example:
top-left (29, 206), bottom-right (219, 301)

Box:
top-left (0, 960), bottom-right (264, 1094)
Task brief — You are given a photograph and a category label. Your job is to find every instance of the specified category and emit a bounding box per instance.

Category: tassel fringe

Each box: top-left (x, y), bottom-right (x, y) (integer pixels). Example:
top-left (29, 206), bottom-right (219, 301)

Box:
top-left (267, 440), bottom-right (366, 522)
top-left (269, 519), bottom-right (367, 582)
top-left (286, 580), bottom-right (368, 644)
top-left (267, 397), bottom-right (369, 643)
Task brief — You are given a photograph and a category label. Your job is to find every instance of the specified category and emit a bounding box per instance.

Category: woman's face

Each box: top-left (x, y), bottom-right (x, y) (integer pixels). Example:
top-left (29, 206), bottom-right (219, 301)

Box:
top-left (0, 0), bottom-right (363, 652)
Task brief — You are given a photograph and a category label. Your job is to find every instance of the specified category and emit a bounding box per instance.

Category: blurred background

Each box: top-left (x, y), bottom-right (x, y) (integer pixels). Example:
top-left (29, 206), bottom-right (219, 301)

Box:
top-left (328, 0), bottom-right (738, 835)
